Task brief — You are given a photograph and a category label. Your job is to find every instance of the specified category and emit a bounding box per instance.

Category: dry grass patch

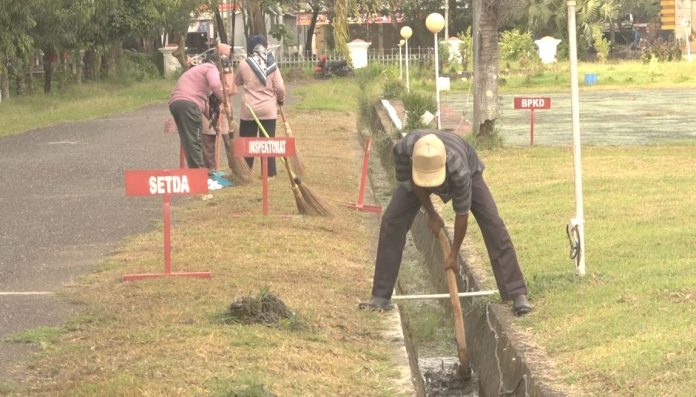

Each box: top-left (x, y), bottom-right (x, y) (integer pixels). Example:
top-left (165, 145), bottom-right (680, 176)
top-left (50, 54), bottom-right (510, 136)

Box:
top-left (7, 109), bottom-right (408, 396)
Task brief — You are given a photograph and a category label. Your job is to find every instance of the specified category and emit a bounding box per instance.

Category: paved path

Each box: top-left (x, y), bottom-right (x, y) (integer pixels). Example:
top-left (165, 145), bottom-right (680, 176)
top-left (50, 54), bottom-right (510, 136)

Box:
top-left (442, 88), bottom-right (696, 145)
top-left (0, 103), bottom-right (179, 379)
top-left (0, 85), bottom-right (292, 382)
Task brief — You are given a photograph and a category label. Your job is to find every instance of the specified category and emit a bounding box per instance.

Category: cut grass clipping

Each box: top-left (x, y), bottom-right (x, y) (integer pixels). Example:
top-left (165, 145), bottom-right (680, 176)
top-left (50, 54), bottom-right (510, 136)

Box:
top-left (220, 288), bottom-right (307, 331)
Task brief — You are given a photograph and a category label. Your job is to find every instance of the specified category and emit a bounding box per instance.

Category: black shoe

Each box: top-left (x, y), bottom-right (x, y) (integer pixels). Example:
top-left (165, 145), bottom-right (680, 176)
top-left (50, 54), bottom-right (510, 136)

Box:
top-left (512, 295), bottom-right (533, 316)
top-left (358, 296), bottom-right (395, 312)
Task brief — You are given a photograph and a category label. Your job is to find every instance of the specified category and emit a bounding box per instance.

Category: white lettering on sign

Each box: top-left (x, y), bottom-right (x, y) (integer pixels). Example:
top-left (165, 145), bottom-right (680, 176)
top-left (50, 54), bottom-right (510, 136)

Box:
top-left (522, 98), bottom-right (546, 108)
top-left (248, 140), bottom-right (287, 155)
top-left (148, 175), bottom-right (191, 194)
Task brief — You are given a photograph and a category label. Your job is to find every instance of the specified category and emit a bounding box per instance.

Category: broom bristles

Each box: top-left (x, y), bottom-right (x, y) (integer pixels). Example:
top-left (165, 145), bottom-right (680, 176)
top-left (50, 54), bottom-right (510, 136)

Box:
top-left (291, 185), bottom-right (315, 215)
top-left (227, 135), bottom-right (252, 184)
top-left (296, 180), bottom-right (333, 217)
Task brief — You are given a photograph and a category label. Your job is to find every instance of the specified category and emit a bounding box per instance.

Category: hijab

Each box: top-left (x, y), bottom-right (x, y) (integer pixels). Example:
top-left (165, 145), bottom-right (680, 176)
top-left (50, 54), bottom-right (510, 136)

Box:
top-left (245, 35), bottom-right (277, 85)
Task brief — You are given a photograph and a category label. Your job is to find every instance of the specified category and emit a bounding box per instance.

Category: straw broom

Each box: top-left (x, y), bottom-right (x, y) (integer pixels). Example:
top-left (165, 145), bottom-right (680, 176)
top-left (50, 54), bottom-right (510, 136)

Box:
top-left (215, 42), bottom-right (252, 184)
top-left (278, 105), bottom-right (306, 177)
top-left (246, 104), bottom-right (332, 217)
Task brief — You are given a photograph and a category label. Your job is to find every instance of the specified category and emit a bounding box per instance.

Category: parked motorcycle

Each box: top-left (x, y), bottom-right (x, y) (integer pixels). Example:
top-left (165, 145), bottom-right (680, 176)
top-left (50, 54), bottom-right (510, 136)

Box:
top-left (314, 55), bottom-right (353, 78)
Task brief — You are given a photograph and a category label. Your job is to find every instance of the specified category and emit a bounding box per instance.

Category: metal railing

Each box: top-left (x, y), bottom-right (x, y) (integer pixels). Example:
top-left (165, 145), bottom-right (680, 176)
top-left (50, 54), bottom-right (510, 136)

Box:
top-left (275, 47), bottom-right (434, 69)
top-left (194, 46), bottom-right (435, 70)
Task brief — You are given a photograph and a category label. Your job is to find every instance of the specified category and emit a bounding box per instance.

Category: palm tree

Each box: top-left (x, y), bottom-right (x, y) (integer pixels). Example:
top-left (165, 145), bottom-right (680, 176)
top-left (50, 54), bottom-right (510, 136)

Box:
top-left (472, 0), bottom-right (516, 140)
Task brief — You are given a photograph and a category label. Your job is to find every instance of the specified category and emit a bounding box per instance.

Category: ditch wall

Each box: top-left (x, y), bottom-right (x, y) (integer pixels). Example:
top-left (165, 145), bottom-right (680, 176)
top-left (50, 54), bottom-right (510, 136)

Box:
top-left (363, 100), bottom-right (570, 397)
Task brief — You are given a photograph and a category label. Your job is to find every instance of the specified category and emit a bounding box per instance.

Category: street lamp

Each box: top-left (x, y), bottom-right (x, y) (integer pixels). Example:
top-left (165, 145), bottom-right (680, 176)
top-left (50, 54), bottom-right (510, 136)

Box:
top-left (426, 13), bottom-right (445, 129)
top-left (398, 39), bottom-right (404, 80)
top-left (400, 26), bottom-right (412, 92)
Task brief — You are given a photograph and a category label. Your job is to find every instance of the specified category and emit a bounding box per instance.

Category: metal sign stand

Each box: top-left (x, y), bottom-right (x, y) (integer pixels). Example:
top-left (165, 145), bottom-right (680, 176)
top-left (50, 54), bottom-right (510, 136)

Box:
top-left (123, 169), bottom-right (212, 281)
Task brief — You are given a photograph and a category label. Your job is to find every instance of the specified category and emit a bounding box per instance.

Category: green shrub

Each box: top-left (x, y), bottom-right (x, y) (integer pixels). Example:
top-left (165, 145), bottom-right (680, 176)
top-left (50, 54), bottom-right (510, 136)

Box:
top-left (499, 29), bottom-right (539, 67)
top-left (642, 39), bottom-right (683, 62)
top-left (458, 27), bottom-right (473, 70)
top-left (401, 91), bottom-right (436, 131)
top-left (382, 77), bottom-right (404, 99)
top-left (438, 41), bottom-right (449, 71)
top-left (355, 63), bottom-right (387, 88)
top-left (592, 31), bottom-right (610, 63)
top-left (118, 50), bottom-right (160, 84)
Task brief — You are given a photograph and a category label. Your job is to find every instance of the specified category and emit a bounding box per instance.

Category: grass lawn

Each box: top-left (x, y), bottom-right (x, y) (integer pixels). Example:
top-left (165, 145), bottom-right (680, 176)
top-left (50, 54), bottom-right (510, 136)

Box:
top-left (0, 79), bottom-right (173, 138)
top-left (458, 145), bottom-right (696, 395)
top-left (2, 59), bottom-right (695, 396)
top-left (2, 83), bottom-right (411, 396)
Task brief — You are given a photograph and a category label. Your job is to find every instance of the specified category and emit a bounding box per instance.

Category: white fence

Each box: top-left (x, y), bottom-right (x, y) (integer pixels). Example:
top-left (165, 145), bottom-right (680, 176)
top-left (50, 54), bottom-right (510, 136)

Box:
top-left (275, 47), bottom-right (435, 69)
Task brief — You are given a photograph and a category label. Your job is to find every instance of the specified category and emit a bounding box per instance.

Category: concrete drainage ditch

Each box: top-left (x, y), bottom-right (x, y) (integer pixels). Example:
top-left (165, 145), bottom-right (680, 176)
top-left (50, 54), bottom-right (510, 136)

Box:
top-left (359, 101), bottom-right (570, 397)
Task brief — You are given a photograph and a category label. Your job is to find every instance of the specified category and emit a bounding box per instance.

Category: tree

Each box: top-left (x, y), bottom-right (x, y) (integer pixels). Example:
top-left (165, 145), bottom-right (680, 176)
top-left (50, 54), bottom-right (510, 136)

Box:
top-left (472, 0), bottom-right (515, 140)
top-left (303, 0), bottom-right (325, 57)
top-left (0, 0), bottom-right (37, 100)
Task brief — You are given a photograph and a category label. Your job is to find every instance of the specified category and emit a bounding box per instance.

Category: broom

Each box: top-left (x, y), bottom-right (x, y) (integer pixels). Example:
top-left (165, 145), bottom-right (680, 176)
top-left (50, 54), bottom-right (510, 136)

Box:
top-left (246, 104), bottom-right (332, 217)
top-left (215, 42), bottom-right (252, 184)
top-left (278, 105), bottom-right (306, 177)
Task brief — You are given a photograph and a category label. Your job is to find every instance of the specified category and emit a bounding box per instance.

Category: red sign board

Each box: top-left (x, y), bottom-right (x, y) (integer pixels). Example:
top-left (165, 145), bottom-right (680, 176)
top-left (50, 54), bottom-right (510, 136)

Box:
top-left (125, 169), bottom-right (208, 196)
top-left (234, 137), bottom-right (295, 158)
top-left (514, 97), bottom-right (551, 110)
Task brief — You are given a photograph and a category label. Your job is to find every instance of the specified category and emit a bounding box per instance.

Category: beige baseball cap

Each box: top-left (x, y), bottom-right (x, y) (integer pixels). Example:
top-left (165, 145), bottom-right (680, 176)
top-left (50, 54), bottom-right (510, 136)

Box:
top-left (412, 134), bottom-right (446, 187)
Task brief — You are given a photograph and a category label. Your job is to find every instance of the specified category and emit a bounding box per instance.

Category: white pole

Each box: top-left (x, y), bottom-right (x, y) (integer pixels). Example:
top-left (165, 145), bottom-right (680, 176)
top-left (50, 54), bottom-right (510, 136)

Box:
top-left (684, 20), bottom-right (692, 61)
top-left (399, 45), bottom-right (403, 80)
top-left (444, 0), bottom-right (449, 42)
top-left (391, 290), bottom-right (498, 301)
top-left (687, 33), bottom-right (692, 61)
top-left (567, 1), bottom-right (586, 276)
top-left (434, 32), bottom-right (441, 129)
top-left (405, 39), bottom-right (410, 92)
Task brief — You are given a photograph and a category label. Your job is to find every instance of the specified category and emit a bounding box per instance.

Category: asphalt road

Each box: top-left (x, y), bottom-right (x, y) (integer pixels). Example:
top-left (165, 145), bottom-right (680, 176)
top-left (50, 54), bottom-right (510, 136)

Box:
top-left (0, 103), bottom-right (180, 379)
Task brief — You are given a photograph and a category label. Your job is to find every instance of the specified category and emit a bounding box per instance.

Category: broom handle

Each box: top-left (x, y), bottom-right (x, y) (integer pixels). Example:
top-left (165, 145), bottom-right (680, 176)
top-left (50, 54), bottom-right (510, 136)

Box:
top-left (245, 104), bottom-right (296, 184)
top-left (279, 105), bottom-right (287, 123)
top-left (279, 105), bottom-right (292, 138)
top-left (213, 41), bottom-right (232, 172)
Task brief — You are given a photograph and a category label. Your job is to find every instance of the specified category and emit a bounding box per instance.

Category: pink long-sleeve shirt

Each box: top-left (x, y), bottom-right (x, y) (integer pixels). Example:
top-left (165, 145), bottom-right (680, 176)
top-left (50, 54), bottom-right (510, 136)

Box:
top-left (235, 60), bottom-right (285, 120)
top-left (169, 63), bottom-right (227, 113)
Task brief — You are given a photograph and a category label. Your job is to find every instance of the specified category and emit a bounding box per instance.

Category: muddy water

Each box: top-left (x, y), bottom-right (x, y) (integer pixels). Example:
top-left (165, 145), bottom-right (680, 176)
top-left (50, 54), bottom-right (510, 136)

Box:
top-left (444, 88), bottom-right (696, 146)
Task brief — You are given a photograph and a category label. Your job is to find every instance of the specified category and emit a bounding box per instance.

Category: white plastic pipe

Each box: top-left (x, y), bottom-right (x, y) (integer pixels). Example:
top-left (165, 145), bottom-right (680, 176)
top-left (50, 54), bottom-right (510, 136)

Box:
top-left (567, 1), bottom-right (586, 276)
top-left (391, 290), bottom-right (498, 300)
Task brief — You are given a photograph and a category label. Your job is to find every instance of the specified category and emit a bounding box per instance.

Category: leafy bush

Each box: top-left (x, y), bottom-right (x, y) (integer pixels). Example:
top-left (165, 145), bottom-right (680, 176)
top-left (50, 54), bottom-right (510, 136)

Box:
top-left (458, 27), bottom-right (473, 70)
top-left (641, 38), bottom-right (682, 63)
top-left (382, 77), bottom-right (404, 99)
top-left (438, 42), bottom-right (449, 71)
top-left (592, 31), bottom-right (610, 63)
top-left (401, 91), bottom-right (436, 131)
top-left (355, 63), bottom-right (387, 88)
top-left (119, 50), bottom-right (160, 83)
top-left (499, 29), bottom-right (539, 67)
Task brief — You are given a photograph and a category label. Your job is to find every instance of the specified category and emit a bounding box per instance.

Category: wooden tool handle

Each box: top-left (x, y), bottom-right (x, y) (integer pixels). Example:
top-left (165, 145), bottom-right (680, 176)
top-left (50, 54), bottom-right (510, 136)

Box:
top-left (437, 228), bottom-right (470, 370)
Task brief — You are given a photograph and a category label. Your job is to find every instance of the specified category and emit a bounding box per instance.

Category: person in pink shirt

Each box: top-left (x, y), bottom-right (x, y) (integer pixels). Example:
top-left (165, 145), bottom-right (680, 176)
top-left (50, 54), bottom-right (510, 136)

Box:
top-left (235, 35), bottom-right (285, 177)
top-left (168, 53), bottom-right (230, 186)
top-left (201, 44), bottom-right (237, 172)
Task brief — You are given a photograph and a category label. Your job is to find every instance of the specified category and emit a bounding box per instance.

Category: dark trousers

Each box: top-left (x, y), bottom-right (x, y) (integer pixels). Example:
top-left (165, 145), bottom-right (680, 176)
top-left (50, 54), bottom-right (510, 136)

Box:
top-left (202, 133), bottom-right (232, 171)
top-left (169, 100), bottom-right (205, 169)
top-left (371, 172), bottom-right (528, 301)
top-left (239, 119), bottom-right (277, 177)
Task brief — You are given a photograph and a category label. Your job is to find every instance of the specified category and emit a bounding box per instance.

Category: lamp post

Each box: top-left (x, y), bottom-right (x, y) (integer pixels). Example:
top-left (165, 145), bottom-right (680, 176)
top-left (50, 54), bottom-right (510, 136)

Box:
top-left (426, 13), bottom-right (445, 129)
top-left (400, 26), bottom-right (412, 92)
top-left (398, 39), bottom-right (404, 80)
